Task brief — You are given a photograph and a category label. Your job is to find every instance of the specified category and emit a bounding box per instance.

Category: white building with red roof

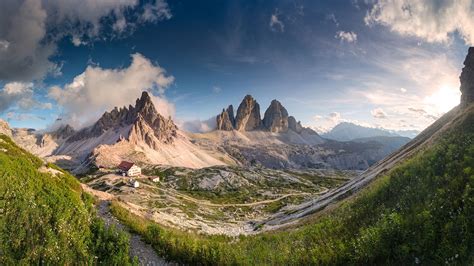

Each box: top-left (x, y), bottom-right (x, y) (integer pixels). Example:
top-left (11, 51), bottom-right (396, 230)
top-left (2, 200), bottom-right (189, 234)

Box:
top-left (118, 161), bottom-right (141, 177)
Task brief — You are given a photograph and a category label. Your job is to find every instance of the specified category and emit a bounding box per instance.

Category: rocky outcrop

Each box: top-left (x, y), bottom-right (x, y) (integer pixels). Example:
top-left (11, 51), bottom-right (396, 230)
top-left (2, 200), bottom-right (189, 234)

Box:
top-left (0, 119), bottom-right (12, 137)
top-left (216, 105), bottom-right (235, 131)
top-left (51, 124), bottom-right (75, 139)
top-left (67, 91), bottom-right (177, 146)
top-left (288, 116), bottom-right (303, 133)
top-left (460, 47), bottom-right (474, 107)
top-left (235, 95), bottom-right (262, 131)
top-left (262, 100), bottom-right (289, 132)
top-left (216, 95), bottom-right (319, 136)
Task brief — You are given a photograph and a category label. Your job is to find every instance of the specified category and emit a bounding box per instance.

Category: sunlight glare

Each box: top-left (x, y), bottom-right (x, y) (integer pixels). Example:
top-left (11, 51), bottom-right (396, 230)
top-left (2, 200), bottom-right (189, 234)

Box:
top-left (424, 86), bottom-right (461, 113)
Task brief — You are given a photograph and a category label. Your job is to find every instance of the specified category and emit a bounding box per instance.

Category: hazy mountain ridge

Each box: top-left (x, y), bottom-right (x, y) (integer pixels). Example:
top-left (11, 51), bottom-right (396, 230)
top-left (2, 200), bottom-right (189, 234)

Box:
top-left (323, 121), bottom-right (419, 140)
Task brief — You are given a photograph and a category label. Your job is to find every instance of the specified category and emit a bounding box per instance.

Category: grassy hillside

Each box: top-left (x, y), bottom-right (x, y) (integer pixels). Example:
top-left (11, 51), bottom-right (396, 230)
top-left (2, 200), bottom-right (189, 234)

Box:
top-left (0, 134), bottom-right (134, 264)
top-left (111, 106), bottom-right (474, 265)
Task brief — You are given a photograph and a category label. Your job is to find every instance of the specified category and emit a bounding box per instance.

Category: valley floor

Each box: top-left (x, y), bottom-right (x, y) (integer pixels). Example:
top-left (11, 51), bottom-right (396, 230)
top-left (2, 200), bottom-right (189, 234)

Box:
top-left (82, 166), bottom-right (356, 235)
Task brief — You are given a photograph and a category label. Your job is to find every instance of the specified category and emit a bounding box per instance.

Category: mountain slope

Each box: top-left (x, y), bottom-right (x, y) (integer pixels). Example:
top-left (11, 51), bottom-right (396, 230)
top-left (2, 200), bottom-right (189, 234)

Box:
top-left (109, 102), bottom-right (474, 265)
top-left (13, 92), bottom-right (227, 171)
top-left (0, 134), bottom-right (132, 264)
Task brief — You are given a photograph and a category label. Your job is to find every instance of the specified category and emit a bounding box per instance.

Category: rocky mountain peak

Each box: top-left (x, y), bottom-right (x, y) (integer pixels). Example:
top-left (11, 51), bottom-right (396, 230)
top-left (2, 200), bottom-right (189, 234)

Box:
top-left (288, 116), bottom-right (303, 133)
top-left (235, 95), bottom-right (262, 131)
top-left (263, 99), bottom-right (289, 132)
top-left (460, 47), bottom-right (474, 107)
top-left (67, 91), bottom-right (177, 146)
top-left (216, 105), bottom-right (235, 131)
top-left (51, 124), bottom-right (75, 139)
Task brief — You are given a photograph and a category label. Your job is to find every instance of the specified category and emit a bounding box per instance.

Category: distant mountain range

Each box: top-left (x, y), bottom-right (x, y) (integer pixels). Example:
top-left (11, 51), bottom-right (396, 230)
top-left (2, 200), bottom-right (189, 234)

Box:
top-left (0, 93), bottom-right (413, 173)
top-left (322, 122), bottom-right (419, 141)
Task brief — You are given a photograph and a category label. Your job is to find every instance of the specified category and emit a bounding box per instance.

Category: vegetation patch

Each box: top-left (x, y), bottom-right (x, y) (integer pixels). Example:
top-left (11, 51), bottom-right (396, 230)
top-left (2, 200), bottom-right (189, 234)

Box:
top-left (0, 135), bottom-right (135, 264)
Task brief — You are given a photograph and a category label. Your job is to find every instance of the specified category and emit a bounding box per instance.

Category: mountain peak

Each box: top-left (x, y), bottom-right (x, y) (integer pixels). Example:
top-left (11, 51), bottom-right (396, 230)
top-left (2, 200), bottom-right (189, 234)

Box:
top-left (263, 99), bottom-right (289, 132)
top-left (460, 47), bottom-right (474, 107)
top-left (67, 91), bottom-right (177, 145)
top-left (235, 94), bottom-right (262, 131)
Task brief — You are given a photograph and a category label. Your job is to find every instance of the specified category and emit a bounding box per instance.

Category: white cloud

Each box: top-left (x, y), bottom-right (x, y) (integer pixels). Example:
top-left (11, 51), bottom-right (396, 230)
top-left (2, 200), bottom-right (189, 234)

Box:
top-left (365, 0), bottom-right (474, 45)
top-left (371, 108), bottom-right (387, 119)
top-left (6, 112), bottom-right (45, 122)
top-left (0, 0), bottom-right (172, 82)
top-left (400, 87), bottom-right (407, 93)
top-left (0, 40), bottom-right (10, 51)
top-left (179, 117), bottom-right (217, 133)
top-left (335, 31), bottom-right (358, 43)
top-left (212, 86), bottom-right (222, 93)
top-left (312, 112), bottom-right (342, 133)
top-left (141, 0), bottom-right (172, 22)
top-left (326, 13), bottom-right (339, 27)
top-left (270, 11), bottom-right (285, 32)
top-left (48, 53), bottom-right (175, 128)
top-left (0, 82), bottom-right (51, 113)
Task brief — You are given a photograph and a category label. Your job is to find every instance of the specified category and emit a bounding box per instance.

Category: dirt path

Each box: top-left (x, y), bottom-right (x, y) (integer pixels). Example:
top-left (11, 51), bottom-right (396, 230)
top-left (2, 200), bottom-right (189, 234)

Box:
top-left (97, 201), bottom-right (170, 266)
top-left (146, 183), bottom-right (329, 207)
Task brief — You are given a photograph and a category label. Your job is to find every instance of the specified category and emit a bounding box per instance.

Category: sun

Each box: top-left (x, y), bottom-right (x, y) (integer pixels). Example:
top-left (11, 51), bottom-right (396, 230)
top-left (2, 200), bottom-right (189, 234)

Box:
top-left (424, 86), bottom-right (461, 113)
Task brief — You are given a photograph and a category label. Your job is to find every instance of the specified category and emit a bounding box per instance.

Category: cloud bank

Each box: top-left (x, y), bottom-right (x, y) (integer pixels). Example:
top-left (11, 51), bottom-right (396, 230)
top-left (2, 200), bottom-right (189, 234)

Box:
top-left (365, 0), bottom-right (474, 45)
top-left (48, 53), bottom-right (175, 128)
top-left (0, 0), bottom-right (172, 82)
top-left (0, 82), bottom-right (51, 113)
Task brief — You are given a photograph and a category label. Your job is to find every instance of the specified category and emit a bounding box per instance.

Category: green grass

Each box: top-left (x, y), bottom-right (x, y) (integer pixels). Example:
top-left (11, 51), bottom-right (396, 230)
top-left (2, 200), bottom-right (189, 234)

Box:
top-left (109, 108), bottom-right (474, 265)
top-left (0, 134), bottom-right (135, 264)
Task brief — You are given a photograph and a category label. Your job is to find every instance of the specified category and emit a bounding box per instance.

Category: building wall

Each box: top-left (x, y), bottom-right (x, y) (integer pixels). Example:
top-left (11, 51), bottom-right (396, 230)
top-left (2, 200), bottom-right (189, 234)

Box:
top-left (127, 165), bottom-right (141, 176)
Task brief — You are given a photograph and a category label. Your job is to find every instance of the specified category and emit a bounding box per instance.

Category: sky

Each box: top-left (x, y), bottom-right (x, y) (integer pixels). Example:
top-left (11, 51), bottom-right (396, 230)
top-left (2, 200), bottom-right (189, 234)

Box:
top-left (0, 0), bottom-right (471, 133)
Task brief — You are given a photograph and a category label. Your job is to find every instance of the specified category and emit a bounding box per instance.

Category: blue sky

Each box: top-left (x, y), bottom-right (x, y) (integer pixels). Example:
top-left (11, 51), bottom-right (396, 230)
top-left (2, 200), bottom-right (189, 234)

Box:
top-left (0, 0), bottom-right (471, 132)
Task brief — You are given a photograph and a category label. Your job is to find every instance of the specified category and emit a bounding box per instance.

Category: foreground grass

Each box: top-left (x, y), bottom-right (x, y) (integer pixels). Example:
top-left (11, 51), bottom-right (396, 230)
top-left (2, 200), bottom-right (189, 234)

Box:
top-left (0, 135), bottom-right (134, 264)
top-left (111, 109), bottom-right (474, 265)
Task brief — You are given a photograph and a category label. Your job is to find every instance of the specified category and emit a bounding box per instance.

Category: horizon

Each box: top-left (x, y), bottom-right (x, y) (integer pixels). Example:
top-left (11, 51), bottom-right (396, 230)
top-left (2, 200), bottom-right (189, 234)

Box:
top-left (0, 0), bottom-right (470, 133)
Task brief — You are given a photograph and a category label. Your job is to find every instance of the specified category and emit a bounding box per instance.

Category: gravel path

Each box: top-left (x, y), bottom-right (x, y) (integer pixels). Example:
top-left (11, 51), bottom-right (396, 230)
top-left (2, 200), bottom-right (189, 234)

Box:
top-left (97, 201), bottom-right (170, 266)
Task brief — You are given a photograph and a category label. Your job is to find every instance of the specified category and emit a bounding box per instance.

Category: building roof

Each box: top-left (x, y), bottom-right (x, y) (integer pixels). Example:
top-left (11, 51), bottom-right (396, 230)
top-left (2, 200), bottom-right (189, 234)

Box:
top-left (118, 161), bottom-right (135, 171)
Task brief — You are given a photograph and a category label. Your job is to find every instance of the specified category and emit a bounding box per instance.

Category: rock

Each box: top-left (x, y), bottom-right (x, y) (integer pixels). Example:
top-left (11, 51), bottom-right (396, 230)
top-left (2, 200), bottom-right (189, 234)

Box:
top-left (235, 95), bottom-right (262, 131)
top-left (460, 47), bottom-right (474, 107)
top-left (288, 116), bottom-right (303, 133)
top-left (50, 124), bottom-right (75, 139)
top-left (216, 105), bottom-right (235, 131)
top-left (227, 105), bottom-right (236, 128)
top-left (0, 119), bottom-right (12, 137)
top-left (262, 100), bottom-right (289, 132)
top-left (67, 91), bottom-right (178, 145)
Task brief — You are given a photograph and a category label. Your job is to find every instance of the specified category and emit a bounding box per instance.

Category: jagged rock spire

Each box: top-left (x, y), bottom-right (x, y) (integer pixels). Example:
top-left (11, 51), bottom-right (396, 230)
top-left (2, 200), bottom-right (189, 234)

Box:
top-left (263, 99), bottom-right (289, 133)
top-left (235, 95), bottom-right (262, 131)
top-left (216, 105), bottom-right (235, 131)
top-left (460, 47), bottom-right (474, 107)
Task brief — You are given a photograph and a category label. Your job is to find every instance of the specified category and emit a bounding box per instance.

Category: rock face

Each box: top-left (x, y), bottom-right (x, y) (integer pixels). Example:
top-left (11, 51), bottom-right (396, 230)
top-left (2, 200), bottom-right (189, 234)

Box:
top-left (288, 116), bottom-right (303, 133)
top-left (460, 47), bottom-right (474, 107)
top-left (68, 91), bottom-right (177, 146)
top-left (215, 95), bottom-right (315, 135)
top-left (262, 100), bottom-right (289, 132)
top-left (235, 95), bottom-right (262, 131)
top-left (0, 119), bottom-right (12, 137)
top-left (51, 124), bottom-right (75, 139)
top-left (216, 105), bottom-right (235, 131)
